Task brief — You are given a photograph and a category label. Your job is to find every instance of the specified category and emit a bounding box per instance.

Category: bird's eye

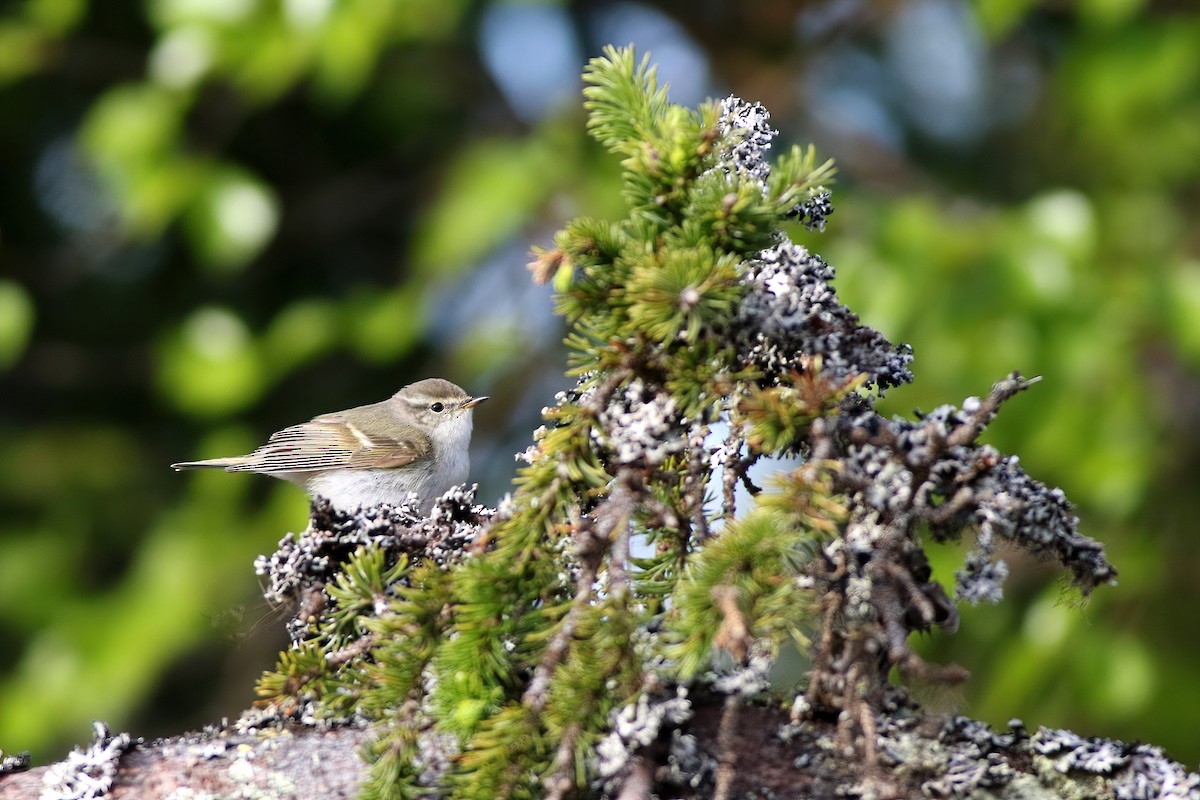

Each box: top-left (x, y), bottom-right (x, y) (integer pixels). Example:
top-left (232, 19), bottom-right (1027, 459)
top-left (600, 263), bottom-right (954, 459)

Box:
top-left (430, 402), bottom-right (445, 413)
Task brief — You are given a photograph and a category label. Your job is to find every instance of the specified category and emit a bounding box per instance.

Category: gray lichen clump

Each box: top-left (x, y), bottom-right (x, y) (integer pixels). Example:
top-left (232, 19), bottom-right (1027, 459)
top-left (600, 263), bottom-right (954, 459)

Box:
top-left (255, 487), bottom-right (491, 642)
top-left (244, 45), bottom-right (1141, 800)
top-left (592, 378), bottom-right (692, 467)
top-left (738, 240), bottom-right (913, 390)
top-left (834, 377), bottom-right (1117, 610)
top-left (256, 488), bottom-right (490, 609)
top-left (714, 96), bottom-right (776, 190)
top-left (1033, 727), bottom-right (1200, 799)
top-left (718, 95), bottom-right (911, 391)
top-left (40, 723), bottom-right (133, 800)
top-left (867, 714), bottom-right (1200, 800)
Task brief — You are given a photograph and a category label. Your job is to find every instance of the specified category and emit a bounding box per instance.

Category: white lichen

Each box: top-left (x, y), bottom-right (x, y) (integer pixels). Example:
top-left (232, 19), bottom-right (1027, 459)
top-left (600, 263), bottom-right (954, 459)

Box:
top-left (594, 687), bottom-right (694, 787)
top-left (41, 722), bottom-right (133, 800)
top-left (255, 486), bottom-right (491, 631)
top-left (593, 379), bottom-right (690, 467)
top-left (714, 95), bottom-right (777, 191)
top-left (711, 652), bottom-right (773, 697)
top-left (737, 239), bottom-right (914, 390)
top-left (1032, 727), bottom-right (1200, 800)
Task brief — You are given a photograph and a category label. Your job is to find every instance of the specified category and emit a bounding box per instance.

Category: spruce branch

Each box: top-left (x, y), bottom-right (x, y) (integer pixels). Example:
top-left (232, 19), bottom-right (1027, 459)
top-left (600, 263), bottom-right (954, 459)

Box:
top-left (583, 45), bottom-right (671, 155)
top-left (240, 44), bottom-right (1121, 797)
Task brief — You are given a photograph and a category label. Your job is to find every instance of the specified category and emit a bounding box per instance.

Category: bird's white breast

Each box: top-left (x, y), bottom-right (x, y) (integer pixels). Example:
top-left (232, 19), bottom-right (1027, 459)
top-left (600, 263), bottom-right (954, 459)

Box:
top-left (427, 411), bottom-right (473, 489)
top-left (305, 409), bottom-right (474, 512)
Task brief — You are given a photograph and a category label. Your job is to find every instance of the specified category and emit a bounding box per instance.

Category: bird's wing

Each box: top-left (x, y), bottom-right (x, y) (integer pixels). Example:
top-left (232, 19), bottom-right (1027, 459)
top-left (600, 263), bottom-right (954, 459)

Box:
top-left (223, 415), bottom-right (429, 474)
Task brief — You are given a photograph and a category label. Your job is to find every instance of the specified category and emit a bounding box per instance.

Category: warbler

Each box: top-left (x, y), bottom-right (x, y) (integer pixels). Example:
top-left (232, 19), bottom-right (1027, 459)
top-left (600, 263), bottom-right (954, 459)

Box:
top-left (172, 378), bottom-right (487, 511)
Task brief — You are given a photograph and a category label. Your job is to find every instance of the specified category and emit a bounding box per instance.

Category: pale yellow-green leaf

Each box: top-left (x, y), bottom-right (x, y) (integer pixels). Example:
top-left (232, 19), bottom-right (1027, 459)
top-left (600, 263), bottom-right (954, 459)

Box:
top-left (347, 287), bottom-right (422, 364)
top-left (182, 168), bottom-right (280, 271)
top-left (263, 299), bottom-right (341, 375)
top-left (412, 137), bottom-right (556, 274)
top-left (157, 307), bottom-right (266, 416)
top-left (0, 280), bottom-right (35, 369)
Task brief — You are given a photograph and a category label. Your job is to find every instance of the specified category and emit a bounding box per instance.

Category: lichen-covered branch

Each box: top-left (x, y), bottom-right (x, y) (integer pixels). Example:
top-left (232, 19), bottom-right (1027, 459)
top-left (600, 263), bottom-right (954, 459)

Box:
top-left (180, 44), bottom-right (1124, 799)
top-left (10, 702), bottom-right (1196, 800)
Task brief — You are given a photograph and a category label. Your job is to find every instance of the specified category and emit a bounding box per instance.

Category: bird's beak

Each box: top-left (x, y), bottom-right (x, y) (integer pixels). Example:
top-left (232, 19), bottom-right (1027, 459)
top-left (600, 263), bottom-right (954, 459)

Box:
top-left (463, 396), bottom-right (489, 409)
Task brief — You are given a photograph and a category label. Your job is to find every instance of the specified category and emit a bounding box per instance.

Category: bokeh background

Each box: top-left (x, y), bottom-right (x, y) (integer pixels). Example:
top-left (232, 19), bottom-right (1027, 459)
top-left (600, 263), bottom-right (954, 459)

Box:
top-left (2, 0), bottom-right (1198, 767)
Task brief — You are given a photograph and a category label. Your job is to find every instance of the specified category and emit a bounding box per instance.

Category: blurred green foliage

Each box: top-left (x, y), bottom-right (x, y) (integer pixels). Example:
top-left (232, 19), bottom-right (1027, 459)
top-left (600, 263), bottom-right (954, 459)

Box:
top-left (1, 0), bottom-right (1198, 769)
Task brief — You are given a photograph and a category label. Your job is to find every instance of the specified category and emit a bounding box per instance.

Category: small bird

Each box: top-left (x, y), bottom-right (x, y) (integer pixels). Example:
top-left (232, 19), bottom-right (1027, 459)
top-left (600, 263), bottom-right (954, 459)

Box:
top-left (172, 378), bottom-right (488, 511)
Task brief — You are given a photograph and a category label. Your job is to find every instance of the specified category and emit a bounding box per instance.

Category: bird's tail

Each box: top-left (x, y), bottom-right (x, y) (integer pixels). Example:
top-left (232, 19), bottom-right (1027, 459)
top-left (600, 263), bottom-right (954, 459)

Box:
top-left (171, 457), bottom-right (247, 472)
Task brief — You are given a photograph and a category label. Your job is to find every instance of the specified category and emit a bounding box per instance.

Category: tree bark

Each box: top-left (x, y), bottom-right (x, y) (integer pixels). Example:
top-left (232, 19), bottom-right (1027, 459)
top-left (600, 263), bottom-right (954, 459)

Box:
top-left (4, 691), bottom-right (1195, 799)
top-left (0, 724), bottom-right (365, 800)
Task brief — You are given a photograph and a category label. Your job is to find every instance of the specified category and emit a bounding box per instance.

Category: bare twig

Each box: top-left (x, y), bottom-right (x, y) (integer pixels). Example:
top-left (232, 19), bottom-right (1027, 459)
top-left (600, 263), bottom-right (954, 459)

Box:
top-left (584, 367), bottom-right (634, 418)
top-left (610, 523), bottom-right (633, 599)
top-left (603, 470), bottom-right (639, 593)
top-left (712, 692), bottom-right (742, 800)
top-left (543, 722), bottom-right (582, 800)
top-left (615, 753), bottom-right (654, 800)
top-left (522, 557), bottom-right (598, 711)
top-left (858, 701), bottom-right (878, 766)
top-left (721, 432), bottom-right (744, 520)
top-left (711, 585), bottom-right (751, 662)
top-left (326, 634), bottom-right (379, 667)
top-left (946, 372), bottom-right (1037, 448)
